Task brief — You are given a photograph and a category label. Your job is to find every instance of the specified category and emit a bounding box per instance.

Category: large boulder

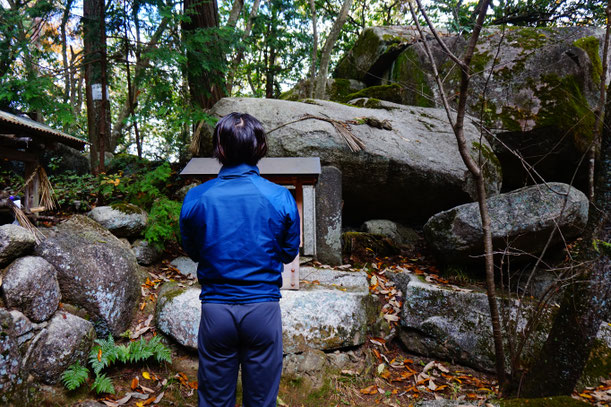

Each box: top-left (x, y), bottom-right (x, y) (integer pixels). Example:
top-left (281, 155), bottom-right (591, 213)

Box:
top-left (424, 183), bottom-right (588, 263)
top-left (35, 215), bottom-right (141, 335)
top-left (0, 309), bottom-right (22, 397)
top-left (2, 256), bottom-right (60, 322)
top-left (155, 268), bottom-right (381, 353)
top-left (355, 26), bottom-right (606, 190)
top-left (194, 97), bottom-right (502, 225)
top-left (88, 204), bottom-right (148, 238)
top-left (390, 272), bottom-right (611, 374)
top-left (0, 224), bottom-right (36, 266)
top-left (24, 311), bottom-right (94, 384)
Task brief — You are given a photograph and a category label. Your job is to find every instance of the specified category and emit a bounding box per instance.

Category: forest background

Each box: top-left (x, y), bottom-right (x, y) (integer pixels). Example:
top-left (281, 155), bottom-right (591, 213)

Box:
top-left (0, 0), bottom-right (606, 165)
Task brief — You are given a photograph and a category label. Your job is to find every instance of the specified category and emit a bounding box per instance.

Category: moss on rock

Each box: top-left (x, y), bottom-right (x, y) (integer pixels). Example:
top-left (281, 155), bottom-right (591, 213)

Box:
top-left (573, 36), bottom-right (602, 84)
top-left (535, 73), bottom-right (596, 152)
top-left (391, 47), bottom-right (435, 107)
top-left (578, 338), bottom-right (611, 389)
top-left (345, 84), bottom-right (403, 104)
top-left (110, 202), bottom-right (145, 215)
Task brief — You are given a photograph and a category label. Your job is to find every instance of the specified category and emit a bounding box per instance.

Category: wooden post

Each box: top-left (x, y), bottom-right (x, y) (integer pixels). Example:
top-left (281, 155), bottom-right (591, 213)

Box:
top-left (23, 161), bottom-right (40, 211)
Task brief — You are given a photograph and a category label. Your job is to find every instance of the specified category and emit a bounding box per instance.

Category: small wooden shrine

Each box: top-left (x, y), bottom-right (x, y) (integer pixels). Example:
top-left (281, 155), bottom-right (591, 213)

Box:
top-left (0, 110), bottom-right (88, 212)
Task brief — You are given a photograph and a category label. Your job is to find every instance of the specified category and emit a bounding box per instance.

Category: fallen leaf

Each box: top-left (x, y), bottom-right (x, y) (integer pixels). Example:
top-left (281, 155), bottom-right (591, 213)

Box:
top-left (97, 348), bottom-right (102, 362)
top-left (360, 385), bottom-right (378, 395)
top-left (140, 384), bottom-right (155, 393)
top-left (154, 391), bottom-right (164, 404)
top-left (142, 371), bottom-right (151, 380)
top-left (115, 394), bottom-right (132, 405)
top-left (276, 396), bottom-right (288, 406)
top-left (131, 377), bottom-right (139, 390)
top-left (101, 401), bottom-right (119, 407)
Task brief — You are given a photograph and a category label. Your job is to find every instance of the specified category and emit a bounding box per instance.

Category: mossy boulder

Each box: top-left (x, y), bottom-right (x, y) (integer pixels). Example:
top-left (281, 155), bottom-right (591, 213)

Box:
top-left (279, 78), bottom-right (366, 102)
top-left (334, 26), bottom-right (446, 86)
top-left (374, 26), bottom-right (606, 190)
top-left (424, 183), bottom-right (588, 264)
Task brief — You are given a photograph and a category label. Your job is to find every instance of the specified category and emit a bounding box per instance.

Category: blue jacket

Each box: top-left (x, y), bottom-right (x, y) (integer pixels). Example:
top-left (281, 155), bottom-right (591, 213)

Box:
top-left (179, 163), bottom-right (300, 303)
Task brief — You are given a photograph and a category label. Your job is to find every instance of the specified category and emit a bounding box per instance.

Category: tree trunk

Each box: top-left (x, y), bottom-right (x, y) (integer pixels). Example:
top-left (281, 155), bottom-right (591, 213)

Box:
top-left (227, 0), bottom-right (244, 28)
top-left (183, 0), bottom-right (224, 110)
top-left (225, 0), bottom-right (262, 94)
top-left (517, 54), bottom-right (611, 399)
top-left (110, 16), bottom-right (169, 146)
top-left (308, 0), bottom-right (318, 99)
top-left (83, 0), bottom-right (110, 174)
top-left (314, 0), bottom-right (353, 99)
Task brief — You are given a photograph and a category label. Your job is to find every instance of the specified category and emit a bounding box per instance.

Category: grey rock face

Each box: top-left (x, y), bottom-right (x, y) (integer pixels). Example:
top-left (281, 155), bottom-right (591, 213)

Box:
top-left (390, 273), bottom-right (548, 372)
top-left (197, 97), bottom-right (502, 225)
top-left (424, 183), bottom-right (588, 263)
top-left (170, 256), bottom-right (198, 278)
top-left (132, 239), bottom-right (162, 266)
top-left (9, 310), bottom-right (45, 347)
top-left (2, 256), bottom-right (60, 322)
top-left (35, 215), bottom-right (141, 335)
top-left (0, 224), bottom-right (36, 266)
top-left (88, 204), bottom-right (147, 238)
top-left (362, 219), bottom-right (420, 248)
top-left (315, 166), bottom-right (342, 266)
top-left (25, 311), bottom-right (94, 384)
top-left (156, 269), bottom-right (379, 353)
top-left (0, 309), bottom-right (22, 396)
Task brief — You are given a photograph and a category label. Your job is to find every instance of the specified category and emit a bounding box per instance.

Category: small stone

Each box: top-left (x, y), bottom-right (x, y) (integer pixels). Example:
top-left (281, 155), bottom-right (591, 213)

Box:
top-left (0, 224), bottom-right (36, 266)
top-left (170, 256), bottom-right (198, 278)
top-left (2, 256), bottom-right (61, 322)
top-left (25, 311), bottom-right (94, 384)
top-left (132, 239), bottom-right (163, 266)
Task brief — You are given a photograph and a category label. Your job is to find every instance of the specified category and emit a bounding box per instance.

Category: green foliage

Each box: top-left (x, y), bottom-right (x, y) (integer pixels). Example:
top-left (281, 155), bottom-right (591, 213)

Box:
top-left (91, 373), bottom-right (115, 395)
top-left (61, 362), bottom-right (89, 391)
top-left (145, 197), bottom-right (182, 251)
top-left (62, 334), bottom-right (172, 395)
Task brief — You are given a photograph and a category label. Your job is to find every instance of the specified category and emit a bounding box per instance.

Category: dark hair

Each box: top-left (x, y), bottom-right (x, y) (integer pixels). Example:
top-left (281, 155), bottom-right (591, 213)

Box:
top-left (212, 112), bottom-right (268, 166)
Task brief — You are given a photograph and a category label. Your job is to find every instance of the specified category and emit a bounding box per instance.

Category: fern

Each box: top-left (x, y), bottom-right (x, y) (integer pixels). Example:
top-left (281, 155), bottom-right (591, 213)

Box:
top-left (63, 334), bottom-right (171, 395)
top-left (91, 373), bottom-right (115, 395)
top-left (128, 337), bottom-right (154, 363)
top-left (61, 362), bottom-right (89, 391)
top-left (115, 344), bottom-right (131, 364)
top-left (149, 336), bottom-right (172, 363)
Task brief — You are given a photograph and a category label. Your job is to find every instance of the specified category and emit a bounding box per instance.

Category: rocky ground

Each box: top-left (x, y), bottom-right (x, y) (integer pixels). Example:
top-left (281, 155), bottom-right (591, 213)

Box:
top-left (20, 242), bottom-right (609, 407)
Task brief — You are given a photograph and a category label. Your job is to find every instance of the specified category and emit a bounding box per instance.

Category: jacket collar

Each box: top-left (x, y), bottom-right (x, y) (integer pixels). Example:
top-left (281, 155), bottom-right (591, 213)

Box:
top-left (218, 163), bottom-right (260, 179)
